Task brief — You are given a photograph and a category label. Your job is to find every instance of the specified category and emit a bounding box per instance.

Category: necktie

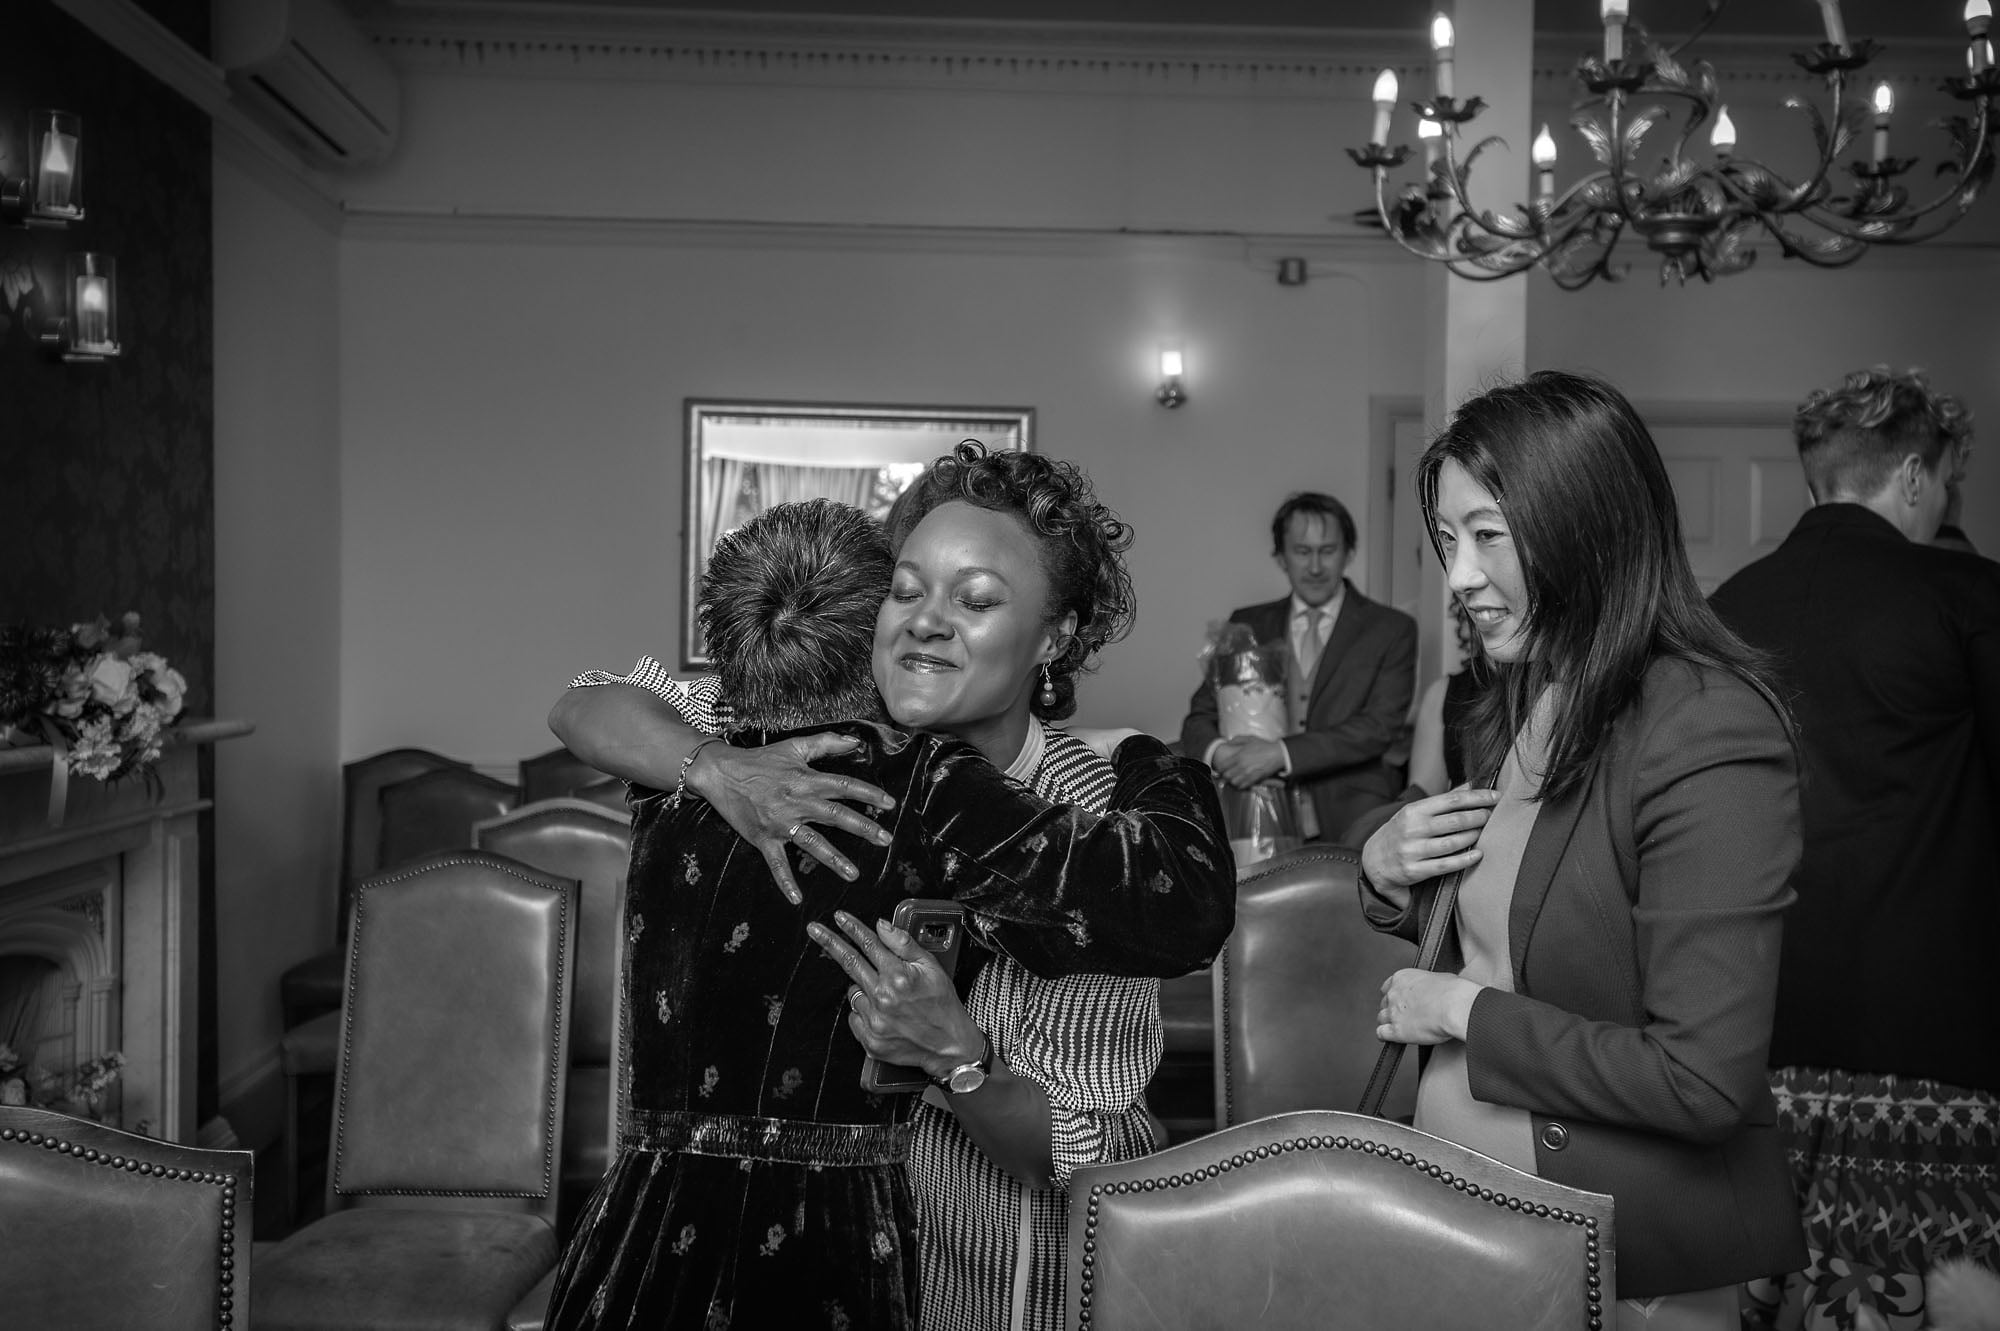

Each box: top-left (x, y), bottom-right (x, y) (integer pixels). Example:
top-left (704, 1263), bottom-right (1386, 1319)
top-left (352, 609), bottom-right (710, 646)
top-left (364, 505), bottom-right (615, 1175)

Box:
top-left (1297, 607), bottom-right (1326, 680)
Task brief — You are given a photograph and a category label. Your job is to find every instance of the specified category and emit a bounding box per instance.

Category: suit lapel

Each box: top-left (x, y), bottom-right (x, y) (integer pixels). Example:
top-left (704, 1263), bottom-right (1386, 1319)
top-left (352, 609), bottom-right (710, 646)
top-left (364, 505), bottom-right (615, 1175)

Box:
top-left (1507, 766), bottom-right (1593, 989)
top-left (1307, 581), bottom-right (1370, 709)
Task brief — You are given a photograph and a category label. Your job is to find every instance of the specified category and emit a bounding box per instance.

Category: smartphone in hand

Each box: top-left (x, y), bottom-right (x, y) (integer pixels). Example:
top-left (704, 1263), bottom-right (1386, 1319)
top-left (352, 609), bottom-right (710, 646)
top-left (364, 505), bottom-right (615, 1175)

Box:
top-left (858, 898), bottom-right (966, 1094)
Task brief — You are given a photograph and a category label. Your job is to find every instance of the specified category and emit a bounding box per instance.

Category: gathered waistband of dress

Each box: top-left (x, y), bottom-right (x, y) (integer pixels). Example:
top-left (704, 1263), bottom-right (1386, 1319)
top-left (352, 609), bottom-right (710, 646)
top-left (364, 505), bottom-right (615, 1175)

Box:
top-left (623, 1109), bottom-right (910, 1166)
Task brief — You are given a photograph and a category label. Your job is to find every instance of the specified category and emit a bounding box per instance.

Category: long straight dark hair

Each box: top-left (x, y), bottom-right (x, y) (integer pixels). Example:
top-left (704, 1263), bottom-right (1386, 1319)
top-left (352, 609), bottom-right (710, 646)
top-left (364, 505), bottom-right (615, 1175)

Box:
top-left (1417, 370), bottom-right (1790, 801)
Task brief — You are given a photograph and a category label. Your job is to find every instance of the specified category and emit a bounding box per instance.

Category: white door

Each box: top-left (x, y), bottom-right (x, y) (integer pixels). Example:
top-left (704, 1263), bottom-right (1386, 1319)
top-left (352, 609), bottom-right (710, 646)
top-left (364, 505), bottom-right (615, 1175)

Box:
top-left (1644, 405), bottom-right (1806, 594)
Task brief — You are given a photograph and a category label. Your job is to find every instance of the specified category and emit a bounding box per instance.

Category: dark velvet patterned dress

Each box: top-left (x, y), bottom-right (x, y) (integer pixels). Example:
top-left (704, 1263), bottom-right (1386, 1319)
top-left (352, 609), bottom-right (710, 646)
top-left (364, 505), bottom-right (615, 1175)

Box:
top-left (543, 720), bottom-right (1230, 1331)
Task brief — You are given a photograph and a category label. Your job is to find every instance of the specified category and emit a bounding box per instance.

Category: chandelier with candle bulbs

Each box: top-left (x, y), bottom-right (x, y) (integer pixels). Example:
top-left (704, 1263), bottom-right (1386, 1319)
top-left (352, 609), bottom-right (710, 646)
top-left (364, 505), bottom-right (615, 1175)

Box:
top-left (1348, 1), bottom-right (1999, 287)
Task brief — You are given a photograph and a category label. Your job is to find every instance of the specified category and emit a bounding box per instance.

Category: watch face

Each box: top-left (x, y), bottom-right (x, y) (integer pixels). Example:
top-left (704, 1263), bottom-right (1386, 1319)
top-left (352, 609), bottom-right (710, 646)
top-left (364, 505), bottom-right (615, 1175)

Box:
top-left (947, 1064), bottom-right (987, 1095)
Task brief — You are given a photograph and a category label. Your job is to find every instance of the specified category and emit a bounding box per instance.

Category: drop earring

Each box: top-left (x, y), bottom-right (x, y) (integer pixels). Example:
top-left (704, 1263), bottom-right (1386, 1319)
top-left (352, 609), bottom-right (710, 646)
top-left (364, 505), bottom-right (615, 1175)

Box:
top-left (1038, 664), bottom-right (1058, 708)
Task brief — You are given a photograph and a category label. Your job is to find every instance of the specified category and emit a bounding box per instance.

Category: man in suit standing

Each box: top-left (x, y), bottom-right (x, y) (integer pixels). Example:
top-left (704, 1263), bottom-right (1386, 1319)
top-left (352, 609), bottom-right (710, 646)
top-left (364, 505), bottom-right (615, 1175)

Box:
top-left (1710, 367), bottom-right (2000, 1330)
top-left (1180, 491), bottom-right (1417, 843)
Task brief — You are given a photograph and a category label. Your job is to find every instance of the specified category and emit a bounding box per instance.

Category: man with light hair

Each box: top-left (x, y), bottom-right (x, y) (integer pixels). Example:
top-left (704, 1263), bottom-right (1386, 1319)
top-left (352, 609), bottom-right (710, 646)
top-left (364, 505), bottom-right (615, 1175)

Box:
top-left (1712, 366), bottom-right (2000, 1331)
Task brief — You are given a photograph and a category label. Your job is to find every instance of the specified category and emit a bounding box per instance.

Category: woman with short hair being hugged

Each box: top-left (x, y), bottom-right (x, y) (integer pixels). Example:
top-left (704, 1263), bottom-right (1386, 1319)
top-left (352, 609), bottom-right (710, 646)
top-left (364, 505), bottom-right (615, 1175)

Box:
top-left (1362, 370), bottom-right (1807, 1328)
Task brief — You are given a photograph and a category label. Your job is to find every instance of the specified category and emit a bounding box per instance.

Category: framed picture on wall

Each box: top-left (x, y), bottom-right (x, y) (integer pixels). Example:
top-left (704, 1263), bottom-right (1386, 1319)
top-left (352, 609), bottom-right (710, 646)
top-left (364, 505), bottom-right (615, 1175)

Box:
top-left (681, 399), bottom-right (1035, 669)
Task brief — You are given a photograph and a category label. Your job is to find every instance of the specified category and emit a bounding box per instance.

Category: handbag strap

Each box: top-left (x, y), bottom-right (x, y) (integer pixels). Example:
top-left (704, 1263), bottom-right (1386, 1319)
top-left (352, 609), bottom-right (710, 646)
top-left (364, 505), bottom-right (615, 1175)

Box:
top-left (1356, 867), bottom-right (1463, 1119)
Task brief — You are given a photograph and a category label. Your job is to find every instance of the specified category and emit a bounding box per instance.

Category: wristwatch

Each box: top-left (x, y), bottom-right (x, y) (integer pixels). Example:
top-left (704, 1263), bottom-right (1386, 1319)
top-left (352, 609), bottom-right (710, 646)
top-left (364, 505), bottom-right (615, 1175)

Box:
top-left (936, 1033), bottom-right (993, 1095)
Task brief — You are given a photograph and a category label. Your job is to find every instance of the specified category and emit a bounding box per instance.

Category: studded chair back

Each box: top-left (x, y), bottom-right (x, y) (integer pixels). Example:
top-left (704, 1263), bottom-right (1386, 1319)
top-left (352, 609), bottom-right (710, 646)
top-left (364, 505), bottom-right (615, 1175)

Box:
top-left (517, 747), bottom-right (608, 805)
top-left (327, 850), bottom-right (577, 1225)
top-left (475, 798), bottom-right (632, 1232)
top-left (1216, 843), bottom-right (1418, 1127)
top-left (0, 1105), bottom-right (253, 1331)
top-left (1068, 1109), bottom-right (1615, 1331)
top-left (375, 766), bottom-right (519, 872)
top-left (340, 747), bottom-right (468, 932)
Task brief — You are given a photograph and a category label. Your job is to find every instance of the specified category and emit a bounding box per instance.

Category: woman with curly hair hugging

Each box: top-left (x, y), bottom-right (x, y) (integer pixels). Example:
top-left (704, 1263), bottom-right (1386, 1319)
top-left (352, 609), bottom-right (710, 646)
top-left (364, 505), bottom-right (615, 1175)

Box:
top-left (552, 443), bottom-right (1226, 1330)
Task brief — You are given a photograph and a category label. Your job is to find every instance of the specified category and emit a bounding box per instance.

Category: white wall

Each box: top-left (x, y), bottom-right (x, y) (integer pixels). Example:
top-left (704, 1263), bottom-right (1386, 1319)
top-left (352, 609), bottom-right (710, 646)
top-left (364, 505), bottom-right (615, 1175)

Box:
top-left (339, 228), bottom-right (1424, 761)
top-left (211, 145), bottom-right (345, 1145)
top-left (1529, 255), bottom-right (2000, 555)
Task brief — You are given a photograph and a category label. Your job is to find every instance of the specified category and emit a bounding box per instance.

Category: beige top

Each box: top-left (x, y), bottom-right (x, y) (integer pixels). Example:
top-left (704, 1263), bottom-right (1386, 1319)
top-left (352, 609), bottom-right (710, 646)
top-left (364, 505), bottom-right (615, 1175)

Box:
top-left (1411, 688), bottom-right (1557, 1172)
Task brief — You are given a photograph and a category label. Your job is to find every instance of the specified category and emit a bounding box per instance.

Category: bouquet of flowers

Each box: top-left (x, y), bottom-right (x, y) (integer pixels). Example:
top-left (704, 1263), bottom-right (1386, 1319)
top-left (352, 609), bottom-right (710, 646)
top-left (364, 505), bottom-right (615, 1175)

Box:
top-left (0, 1043), bottom-right (127, 1120)
top-left (0, 612), bottom-right (188, 782)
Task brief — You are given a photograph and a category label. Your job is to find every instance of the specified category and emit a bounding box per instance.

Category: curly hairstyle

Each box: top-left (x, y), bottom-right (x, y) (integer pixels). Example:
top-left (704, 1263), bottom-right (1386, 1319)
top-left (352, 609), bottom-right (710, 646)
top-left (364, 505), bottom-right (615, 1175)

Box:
top-left (886, 441), bottom-right (1136, 722)
top-left (1794, 365), bottom-right (1972, 502)
top-left (698, 499), bottom-right (891, 732)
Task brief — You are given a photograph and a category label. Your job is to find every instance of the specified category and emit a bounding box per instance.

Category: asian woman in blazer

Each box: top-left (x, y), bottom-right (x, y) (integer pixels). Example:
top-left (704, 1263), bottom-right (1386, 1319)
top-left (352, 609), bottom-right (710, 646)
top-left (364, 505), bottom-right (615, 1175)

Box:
top-left (1359, 371), bottom-right (1808, 1329)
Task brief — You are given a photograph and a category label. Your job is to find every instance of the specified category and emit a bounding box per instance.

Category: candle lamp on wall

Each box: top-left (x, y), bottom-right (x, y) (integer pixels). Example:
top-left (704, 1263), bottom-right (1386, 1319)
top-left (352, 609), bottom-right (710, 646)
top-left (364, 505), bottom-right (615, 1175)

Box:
top-left (1155, 348), bottom-right (1187, 409)
top-left (40, 253), bottom-right (120, 361)
top-left (3, 110), bottom-right (85, 227)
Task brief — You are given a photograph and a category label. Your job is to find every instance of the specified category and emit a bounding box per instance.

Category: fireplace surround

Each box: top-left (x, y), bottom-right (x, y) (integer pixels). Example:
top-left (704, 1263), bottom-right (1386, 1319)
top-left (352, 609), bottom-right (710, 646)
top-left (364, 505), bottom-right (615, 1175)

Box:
top-left (0, 719), bottom-right (248, 1141)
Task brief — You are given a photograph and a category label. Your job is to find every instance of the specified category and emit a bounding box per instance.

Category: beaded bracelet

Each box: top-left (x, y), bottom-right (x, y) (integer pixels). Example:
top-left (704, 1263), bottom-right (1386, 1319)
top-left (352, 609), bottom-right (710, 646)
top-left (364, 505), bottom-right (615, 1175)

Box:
top-left (669, 737), bottom-right (724, 809)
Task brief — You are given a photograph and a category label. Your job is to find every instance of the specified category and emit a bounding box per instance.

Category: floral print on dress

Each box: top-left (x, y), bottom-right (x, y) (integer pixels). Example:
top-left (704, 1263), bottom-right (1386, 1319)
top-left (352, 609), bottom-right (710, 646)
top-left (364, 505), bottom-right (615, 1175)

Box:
top-left (871, 1230), bottom-right (895, 1261)
top-left (826, 1300), bottom-right (852, 1330)
top-left (699, 1065), bottom-right (719, 1098)
top-left (723, 921), bottom-right (751, 954)
top-left (764, 994), bottom-right (784, 1027)
top-left (758, 1223), bottom-right (787, 1255)
top-left (628, 912), bottom-right (645, 945)
top-left (1151, 870), bottom-right (1174, 895)
top-left (682, 852), bottom-right (700, 886)
top-left (656, 992), bottom-right (673, 1025)
top-left (671, 1224), bottom-right (697, 1256)
top-left (774, 1066), bottom-right (803, 1099)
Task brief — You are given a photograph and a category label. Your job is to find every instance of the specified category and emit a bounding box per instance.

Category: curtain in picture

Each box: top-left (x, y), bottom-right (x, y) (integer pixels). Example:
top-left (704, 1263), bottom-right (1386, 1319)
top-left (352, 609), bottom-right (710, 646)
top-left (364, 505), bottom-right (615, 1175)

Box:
top-left (698, 457), bottom-right (748, 576)
top-left (754, 464), bottom-right (877, 513)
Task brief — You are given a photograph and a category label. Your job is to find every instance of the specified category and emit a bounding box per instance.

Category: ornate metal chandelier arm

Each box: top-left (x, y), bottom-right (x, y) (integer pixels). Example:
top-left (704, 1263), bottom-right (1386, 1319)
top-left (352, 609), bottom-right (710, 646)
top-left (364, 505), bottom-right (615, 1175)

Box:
top-left (1367, 164), bottom-right (1540, 277)
top-left (1735, 208), bottom-right (1872, 267)
top-left (1808, 104), bottom-right (1997, 240)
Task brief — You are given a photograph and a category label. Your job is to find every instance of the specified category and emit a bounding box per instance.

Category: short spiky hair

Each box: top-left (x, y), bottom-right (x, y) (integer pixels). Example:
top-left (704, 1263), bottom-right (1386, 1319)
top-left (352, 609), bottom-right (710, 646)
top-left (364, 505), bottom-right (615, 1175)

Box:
top-left (699, 499), bottom-right (891, 732)
top-left (1794, 365), bottom-right (1972, 501)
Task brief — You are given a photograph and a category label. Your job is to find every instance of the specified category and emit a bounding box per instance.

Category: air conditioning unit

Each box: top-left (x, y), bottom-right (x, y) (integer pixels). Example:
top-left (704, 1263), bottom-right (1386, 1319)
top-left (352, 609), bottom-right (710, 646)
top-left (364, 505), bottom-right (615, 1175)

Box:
top-left (217, 0), bottom-right (401, 166)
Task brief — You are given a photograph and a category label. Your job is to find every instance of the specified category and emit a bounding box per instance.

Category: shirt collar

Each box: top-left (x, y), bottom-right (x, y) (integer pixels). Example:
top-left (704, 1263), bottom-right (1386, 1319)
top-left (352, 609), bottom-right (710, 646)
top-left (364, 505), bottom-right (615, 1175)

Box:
top-left (1290, 583), bottom-right (1345, 627)
top-left (1003, 715), bottom-right (1047, 783)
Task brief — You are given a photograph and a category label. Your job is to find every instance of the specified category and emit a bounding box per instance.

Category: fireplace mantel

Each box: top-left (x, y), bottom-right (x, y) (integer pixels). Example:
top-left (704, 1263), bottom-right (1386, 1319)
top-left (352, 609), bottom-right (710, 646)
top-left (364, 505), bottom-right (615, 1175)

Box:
top-left (0, 719), bottom-right (251, 1142)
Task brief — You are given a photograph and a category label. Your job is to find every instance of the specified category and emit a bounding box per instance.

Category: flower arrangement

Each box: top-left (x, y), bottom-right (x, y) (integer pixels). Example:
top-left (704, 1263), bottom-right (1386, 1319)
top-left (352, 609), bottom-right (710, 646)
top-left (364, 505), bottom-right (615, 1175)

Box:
top-left (0, 1044), bottom-right (126, 1120)
top-left (0, 612), bottom-right (187, 783)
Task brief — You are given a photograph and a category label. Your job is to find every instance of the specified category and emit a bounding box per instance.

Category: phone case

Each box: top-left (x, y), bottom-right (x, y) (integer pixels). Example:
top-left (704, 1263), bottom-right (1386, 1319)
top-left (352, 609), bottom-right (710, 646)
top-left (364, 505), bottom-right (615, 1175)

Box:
top-left (858, 898), bottom-right (967, 1094)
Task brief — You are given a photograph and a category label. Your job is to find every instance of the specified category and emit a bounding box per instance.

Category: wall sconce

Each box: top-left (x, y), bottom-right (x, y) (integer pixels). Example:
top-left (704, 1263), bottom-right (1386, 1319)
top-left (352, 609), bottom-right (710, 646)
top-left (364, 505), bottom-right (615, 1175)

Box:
top-left (3, 110), bottom-right (85, 227)
top-left (40, 253), bottom-right (120, 361)
top-left (1156, 348), bottom-right (1187, 408)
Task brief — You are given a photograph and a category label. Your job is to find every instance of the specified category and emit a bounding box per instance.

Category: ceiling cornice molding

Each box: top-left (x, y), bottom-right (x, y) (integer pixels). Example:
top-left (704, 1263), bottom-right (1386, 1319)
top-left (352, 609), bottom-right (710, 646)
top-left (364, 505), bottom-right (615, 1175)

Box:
top-left (364, 5), bottom-right (1962, 94)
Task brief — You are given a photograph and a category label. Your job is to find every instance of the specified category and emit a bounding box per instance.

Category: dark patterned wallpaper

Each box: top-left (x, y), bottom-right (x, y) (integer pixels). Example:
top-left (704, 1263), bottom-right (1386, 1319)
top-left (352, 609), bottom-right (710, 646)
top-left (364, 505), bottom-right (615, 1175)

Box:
top-left (0, 0), bottom-right (214, 716)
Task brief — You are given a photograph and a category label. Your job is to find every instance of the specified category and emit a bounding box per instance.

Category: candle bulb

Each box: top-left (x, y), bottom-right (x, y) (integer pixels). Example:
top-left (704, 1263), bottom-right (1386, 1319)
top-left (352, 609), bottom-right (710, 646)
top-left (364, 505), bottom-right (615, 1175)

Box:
top-left (1531, 124), bottom-right (1558, 201)
top-left (1969, 0), bottom-right (1994, 72)
top-left (75, 275), bottom-right (109, 349)
top-left (1602, 0), bottom-right (1630, 64)
top-left (1371, 69), bottom-right (1399, 147)
top-left (1872, 82), bottom-right (1893, 164)
top-left (1419, 114), bottom-right (1443, 168)
top-left (1431, 14), bottom-right (1456, 101)
top-left (34, 114), bottom-right (78, 214)
top-left (1711, 106), bottom-right (1737, 158)
top-left (1815, 0), bottom-right (1849, 53)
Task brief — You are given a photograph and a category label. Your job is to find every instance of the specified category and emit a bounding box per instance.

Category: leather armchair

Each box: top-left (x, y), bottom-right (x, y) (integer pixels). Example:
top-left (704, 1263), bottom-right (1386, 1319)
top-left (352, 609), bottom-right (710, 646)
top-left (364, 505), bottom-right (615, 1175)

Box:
top-left (473, 798), bottom-right (631, 1235)
top-left (517, 747), bottom-right (608, 805)
top-left (259, 851), bottom-right (579, 1331)
top-left (1068, 1109), bottom-right (1615, 1331)
top-left (0, 1105), bottom-right (253, 1331)
top-left (279, 762), bottom-right (519, 1224)
top-left (280, 747), bottom-right (469, 1030)
top-left (1216, 844), bottom-right (1418, 1127)
top-left (374, 766), bottom-right (521, 868)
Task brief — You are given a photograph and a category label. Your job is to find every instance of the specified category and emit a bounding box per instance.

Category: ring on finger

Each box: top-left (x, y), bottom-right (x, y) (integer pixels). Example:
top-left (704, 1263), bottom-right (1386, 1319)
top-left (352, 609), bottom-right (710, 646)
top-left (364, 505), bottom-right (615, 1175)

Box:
top-left (786, 823), bottom-right (804, 841)
top-left (847, 986), bottom-right (865, 1009)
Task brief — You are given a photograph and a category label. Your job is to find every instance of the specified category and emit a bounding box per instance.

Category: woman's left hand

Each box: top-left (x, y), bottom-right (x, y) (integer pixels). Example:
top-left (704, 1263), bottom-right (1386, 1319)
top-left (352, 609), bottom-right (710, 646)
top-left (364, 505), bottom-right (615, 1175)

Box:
top-left (1376, 969), bottom-right (1483, 1045)
top-left (808, 911), bottom-right (986, 1082)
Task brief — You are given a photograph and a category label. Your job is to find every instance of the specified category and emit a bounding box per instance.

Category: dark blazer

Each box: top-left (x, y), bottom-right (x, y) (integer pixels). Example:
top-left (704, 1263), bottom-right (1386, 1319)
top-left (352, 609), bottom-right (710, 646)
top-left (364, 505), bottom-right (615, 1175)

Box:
top-left (1369, 657), bottom-right (1807, 1298)
top-left (1181, 582), bottom-right (1418, 839)
top-left (1711, 502), bottom-right (2000, 1091)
